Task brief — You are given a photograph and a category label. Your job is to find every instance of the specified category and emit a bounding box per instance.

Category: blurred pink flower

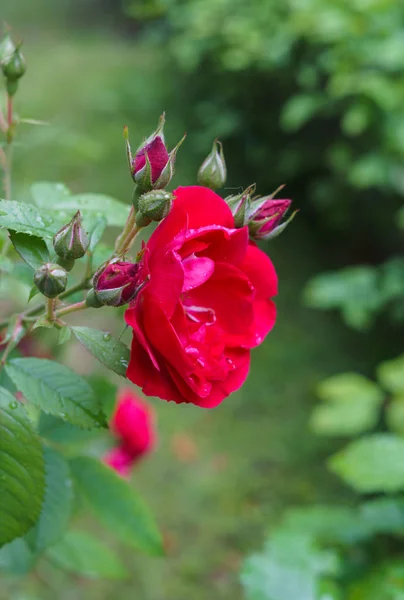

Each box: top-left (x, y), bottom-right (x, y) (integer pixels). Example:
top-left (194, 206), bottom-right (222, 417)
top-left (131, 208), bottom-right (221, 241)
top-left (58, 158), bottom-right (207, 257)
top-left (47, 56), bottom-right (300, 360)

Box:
top-left (103, 388), bottom-right (156, 477)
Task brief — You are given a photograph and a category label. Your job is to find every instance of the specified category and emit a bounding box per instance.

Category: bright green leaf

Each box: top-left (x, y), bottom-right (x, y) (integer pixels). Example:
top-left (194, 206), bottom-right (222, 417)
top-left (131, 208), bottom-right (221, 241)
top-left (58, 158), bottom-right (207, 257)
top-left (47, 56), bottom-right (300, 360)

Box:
top-left (87, 215), bottom-right (107, 252)
top-left (311, 373), bottom-right (384, 436)
top-left (5, 358), bottom-right (106, 428)
top-left (0, 199), bottom-right (63, 238)
top-left (32, 447), bottom-right (74, 552)
top-left (0, 387), bottom-right (45, 547)
top-left (30, 182), bottom-right (71, 207)
top-left (329, 433), bottom-right (404, 493)
top-left (377, 354), bottom-right (404, 394)
top-left (241, 527), bottom-right (340, 600)
top-left (386, 395), bottom-right (404, 435)
top-left (9, 231), bottom-right (50, 270)
top-left (70, 457), bottom-right (163, 555)
top-left (32, 183), bottom-right (130, 229)
top-left (38, 413), bottom-right (100, 445)
top-left (72, 326), bottom-right (130, 377)
top-left (46, 530), bottom-right (128, 579)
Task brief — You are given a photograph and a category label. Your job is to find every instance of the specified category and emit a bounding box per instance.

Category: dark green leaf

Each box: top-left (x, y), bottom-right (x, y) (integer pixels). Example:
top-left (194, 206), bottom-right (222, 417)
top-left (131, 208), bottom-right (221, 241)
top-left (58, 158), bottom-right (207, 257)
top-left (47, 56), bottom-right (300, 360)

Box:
top-left (46, 530), bottom-right (128, 579)
top-left (72, 326), bottom-right (130, 377)
top-left (70, 457), bottom-right (163, 555)
top-left (31, 447), bottom-right (73, 552)
top-left (329, 433), bottom-right (404, 493)
top-left (0, 386), bottom-right (45, 547)
top-left (5, 358), bottom-right (106, 428)
top-left (38, 413), bottom-right (99, 445)
top-left (9, 231), bottom-right (50, 270)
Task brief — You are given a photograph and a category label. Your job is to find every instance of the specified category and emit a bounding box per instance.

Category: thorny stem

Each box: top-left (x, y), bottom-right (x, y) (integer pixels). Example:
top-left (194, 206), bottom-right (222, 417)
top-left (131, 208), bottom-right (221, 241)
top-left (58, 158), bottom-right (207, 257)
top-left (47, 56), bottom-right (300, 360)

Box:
top-left (0, 316), bottom-right (28, 374)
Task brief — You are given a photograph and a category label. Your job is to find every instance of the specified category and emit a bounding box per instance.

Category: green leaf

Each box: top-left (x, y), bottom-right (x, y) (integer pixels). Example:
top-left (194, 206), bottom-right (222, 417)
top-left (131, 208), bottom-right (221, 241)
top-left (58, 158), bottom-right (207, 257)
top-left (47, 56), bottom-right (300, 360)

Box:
top-left (9, 231), bottom-right (50, 270)
top-left (46, 530), bottom-right (128, 579)
top-left (329, 433), bottom-right (404, 493)
top-left (70, 457), bottom-right (163, 555)
top-left (378, 354), bottom-right (404, 394)
top-left (0, 538), bottom-right (33, 575)
top-left (311, 373), bottom-right (384, 436)
top-left (386, 395), bottom-right (404, 435)
top-left (31, 447), bottom-right (73, 552)
top-left (0, 386), bottom-right (45, 547)
top-left (32, 183), bottom-right (130, 229)
top-left (58, 326), bottom-right (71, 345)
top-left (30, 182), bottom-right (71, 207)
top-left (38, 413), bottom-right (99, 445)
top-left (5, 358), bottom-right (106, 428)
top-left (88, 216), bottom-right (107, 252)
top-left (0, 199), bottom-right (63, 238)
top-left (0, 256), bottom-right (13, 274)
top-left (72, 326), bottom-right (130, 377)
top-left (241, 527), bottom-right (340, 600)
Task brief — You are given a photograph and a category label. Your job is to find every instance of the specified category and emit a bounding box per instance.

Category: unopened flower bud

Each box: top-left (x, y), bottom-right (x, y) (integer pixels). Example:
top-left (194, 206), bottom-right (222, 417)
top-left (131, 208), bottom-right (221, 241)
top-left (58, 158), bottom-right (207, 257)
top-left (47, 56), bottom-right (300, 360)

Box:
top-left (197, 140), bottom-right (227, 190)
top-left (53, 211), bottom-right (89, 260)
top-left (0, 34), bottom-right (15, 65)
top-left (34, 263), bottom-right (67, 298)
top-left (130, 114), bottom-right (185, 192)
top-left (225, 184), bottom-right (255, 228)
top-left (93, 261), bottom-right (145, 307)
top-left (2, 44), bottom-right (26, 96)
top-left (85, 288), bottom-right (104, 309)
top-left (137, 190), bottom-right (174, 225)
top-left (248, 197), bottom-right (295, 240)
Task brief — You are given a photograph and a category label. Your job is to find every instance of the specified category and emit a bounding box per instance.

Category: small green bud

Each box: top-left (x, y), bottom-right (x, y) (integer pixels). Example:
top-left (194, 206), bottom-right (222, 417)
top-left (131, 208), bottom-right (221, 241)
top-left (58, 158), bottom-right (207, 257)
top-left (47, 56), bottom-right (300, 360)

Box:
top-left (53, 211), bottom-right (89, 260)
top-left (137, 190), bottom-right (174, 223)
top-left (0, 33), bottom-right (16, 65)
top-left (197, 139), bottom-right (227, 190)
top-left (56, 256), bottom-right (75, 272)
top-left (34, 263), bottom-right (67, 298)
top-left (225, 184), bottom-right (256, 228)
top-left (85, 288), bottom-right (104, 309)
top-left (2, 44), bottom-right (26, 85)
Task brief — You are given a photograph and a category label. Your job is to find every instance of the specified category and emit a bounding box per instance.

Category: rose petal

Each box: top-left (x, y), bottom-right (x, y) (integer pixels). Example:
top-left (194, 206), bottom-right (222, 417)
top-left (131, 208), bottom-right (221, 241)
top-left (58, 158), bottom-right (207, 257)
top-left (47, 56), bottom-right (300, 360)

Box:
top-left (173, 186), bottom-right (234, 229)
top-left (182, 255), bottom-right (215, 292)
top-left (240, 243), bottom-right (278, 298)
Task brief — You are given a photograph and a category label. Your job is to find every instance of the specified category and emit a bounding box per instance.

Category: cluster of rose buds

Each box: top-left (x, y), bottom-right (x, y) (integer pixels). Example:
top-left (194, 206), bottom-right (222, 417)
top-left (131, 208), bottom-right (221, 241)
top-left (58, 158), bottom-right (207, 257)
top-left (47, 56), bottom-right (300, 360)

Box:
top-left (225, 184), bottom-right (296, 240)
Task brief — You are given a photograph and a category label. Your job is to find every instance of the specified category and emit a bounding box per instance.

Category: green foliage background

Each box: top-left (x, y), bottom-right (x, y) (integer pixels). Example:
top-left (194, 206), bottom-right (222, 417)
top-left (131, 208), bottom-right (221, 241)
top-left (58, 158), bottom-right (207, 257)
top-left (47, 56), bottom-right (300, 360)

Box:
top-left (1, 0), bottom-right (404, 598)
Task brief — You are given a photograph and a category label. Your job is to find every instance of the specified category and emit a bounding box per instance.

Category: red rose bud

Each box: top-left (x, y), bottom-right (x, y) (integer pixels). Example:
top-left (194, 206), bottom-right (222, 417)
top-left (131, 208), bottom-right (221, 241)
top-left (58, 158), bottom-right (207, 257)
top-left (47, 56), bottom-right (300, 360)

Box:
top-left (136, 190), bottom-right (174, 225)
top-left (34, 263), bottom-right (67, 298)
top-left (53, 211), bottom-right (89, 261)
top-left (248, 197), bottom-right (296, 240)
top-left (131, 113), bottom-right (185, 192)
top-left (197, 139), bottom-right (227, 190)
top-left (93, 261), bottom-right (144, 307)
top-left (225, 184), bottom-right (256, 228)
top-left (103, 388), bottom-right (156, 477)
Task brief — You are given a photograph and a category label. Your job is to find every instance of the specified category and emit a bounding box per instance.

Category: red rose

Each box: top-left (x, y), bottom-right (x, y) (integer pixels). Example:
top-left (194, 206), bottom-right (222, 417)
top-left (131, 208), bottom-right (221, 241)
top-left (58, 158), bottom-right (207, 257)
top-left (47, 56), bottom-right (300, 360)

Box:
top-left (103, 388), bottom-right (156, 477)
top-left (125, 186), bottom-right (277, 408)
top-left (132, 136), bottom-right (169, 185)
top-left (93, 261), bottom-right (141, 306)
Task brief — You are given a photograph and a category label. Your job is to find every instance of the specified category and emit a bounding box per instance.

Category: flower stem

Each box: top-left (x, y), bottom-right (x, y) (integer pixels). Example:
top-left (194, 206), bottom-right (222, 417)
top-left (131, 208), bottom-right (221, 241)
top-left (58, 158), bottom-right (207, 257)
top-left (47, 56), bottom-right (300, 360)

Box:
top-left (1, 94), bottom-right (14, 258)
top-left (114, 205), bottom-right (136, 255)
top-left (46, 298), bottom-right (55, 322)
top-left (56, 300), bottom-right (87, 317)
